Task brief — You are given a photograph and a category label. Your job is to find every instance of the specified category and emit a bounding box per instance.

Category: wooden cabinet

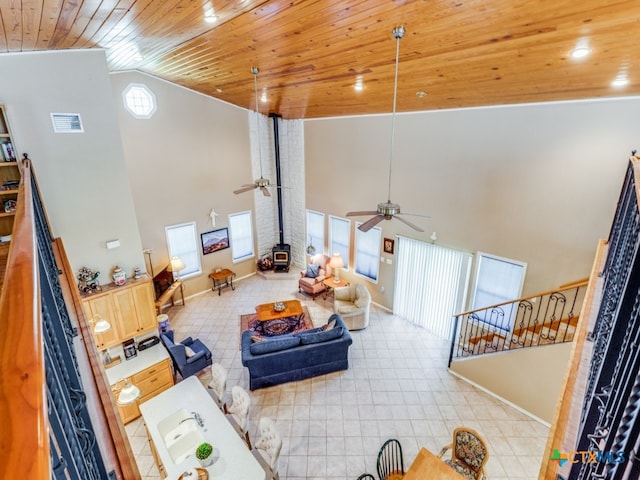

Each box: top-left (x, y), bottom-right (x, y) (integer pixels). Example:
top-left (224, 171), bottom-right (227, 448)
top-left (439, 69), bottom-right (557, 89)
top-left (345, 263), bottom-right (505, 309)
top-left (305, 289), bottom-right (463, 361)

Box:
top-left (81, 276), bottom-right (157, 350)
top-left (0, 105), bottom-right (20, 244)
top-left (81, 293), bottom-right (122, 349)
top-left (111, 357), bottom-right (173, 424)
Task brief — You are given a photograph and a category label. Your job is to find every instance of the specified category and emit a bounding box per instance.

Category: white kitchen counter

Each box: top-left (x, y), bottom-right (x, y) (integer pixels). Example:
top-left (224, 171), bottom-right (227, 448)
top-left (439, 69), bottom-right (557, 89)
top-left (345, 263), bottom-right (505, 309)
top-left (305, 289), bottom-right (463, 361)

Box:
top-left (105, 342), bottom-right (170, 385)
top-left (139, 376), bottom-right (266, 480)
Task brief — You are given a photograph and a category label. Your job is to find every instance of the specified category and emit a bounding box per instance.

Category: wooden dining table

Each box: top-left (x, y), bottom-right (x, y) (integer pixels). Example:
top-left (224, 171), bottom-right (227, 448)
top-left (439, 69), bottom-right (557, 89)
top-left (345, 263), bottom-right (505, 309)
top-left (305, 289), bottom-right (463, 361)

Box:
top-left (403, 447), bottom-right (465, 479)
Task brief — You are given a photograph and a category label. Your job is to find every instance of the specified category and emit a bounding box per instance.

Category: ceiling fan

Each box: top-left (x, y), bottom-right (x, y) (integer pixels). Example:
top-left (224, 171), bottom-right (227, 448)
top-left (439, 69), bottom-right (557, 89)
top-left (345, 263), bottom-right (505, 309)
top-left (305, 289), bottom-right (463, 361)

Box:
top-left (234, 67), bottom-right (273, 197)
top-left (347, 26), bottom-right (428, 233)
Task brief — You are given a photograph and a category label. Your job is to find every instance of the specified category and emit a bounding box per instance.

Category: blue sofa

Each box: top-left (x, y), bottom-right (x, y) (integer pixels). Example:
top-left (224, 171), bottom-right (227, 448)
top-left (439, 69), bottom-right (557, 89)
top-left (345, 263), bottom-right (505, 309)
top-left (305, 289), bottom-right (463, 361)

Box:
top-left (241, 314), bottom-right (353, 390)
top-left (160, 330), bottom-right (213, 379)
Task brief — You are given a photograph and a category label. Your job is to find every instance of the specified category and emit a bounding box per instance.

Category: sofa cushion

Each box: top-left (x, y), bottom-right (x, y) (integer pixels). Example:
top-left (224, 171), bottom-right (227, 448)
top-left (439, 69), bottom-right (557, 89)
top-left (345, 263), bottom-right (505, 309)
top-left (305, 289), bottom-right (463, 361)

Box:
top-left (249, 335), bottom-right (301, 355)
top-left (335, 302), bottom-right (360, 314)
top-left (298, 326), bottom-right (344, 345)
top-left (306, 264), bottom-right (320, 278)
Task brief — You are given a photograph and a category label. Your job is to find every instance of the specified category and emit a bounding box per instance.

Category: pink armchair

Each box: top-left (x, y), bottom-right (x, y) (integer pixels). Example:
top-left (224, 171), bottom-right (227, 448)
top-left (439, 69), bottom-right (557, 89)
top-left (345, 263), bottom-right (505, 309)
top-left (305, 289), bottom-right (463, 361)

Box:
top-left (298, 254), bottom-right (332, 299)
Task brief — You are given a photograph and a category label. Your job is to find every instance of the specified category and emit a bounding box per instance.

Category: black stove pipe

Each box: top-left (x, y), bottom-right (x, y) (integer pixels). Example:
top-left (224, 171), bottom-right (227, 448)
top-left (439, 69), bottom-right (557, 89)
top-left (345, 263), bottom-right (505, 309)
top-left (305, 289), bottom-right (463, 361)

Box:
top-left (269, 113), bottom-right (285, 245)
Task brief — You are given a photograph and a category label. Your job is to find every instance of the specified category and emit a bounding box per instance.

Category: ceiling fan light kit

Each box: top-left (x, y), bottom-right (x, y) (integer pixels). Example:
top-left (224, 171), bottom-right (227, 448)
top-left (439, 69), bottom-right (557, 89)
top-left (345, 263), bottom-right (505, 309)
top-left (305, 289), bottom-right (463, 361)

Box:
top-left (233, 67), bottom-right (273, 197)
top-left (346, 26), bottom-right (427, 233)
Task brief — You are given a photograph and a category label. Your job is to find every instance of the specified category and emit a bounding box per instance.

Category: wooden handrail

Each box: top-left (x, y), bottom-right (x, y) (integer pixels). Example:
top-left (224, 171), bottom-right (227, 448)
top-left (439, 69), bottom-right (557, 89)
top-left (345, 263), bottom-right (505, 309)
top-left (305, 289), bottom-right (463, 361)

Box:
top-left (538, 239), bottom-right (607, 479)
top-left (0, 159), bottom-right (50, 479)
top-left (454, 279), bottom-right (589, 318)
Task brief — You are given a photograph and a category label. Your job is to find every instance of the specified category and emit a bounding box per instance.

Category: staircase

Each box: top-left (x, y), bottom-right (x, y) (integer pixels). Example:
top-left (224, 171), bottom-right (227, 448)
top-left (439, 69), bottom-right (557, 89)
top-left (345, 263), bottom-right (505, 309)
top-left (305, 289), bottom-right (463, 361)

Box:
top-left (448, 279), bottom-right (587, 364)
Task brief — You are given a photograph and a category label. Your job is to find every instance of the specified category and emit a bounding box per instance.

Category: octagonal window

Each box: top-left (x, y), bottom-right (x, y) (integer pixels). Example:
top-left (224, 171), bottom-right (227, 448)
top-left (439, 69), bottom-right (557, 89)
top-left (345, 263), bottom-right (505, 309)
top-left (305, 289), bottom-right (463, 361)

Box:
top-left (123, 83), bottom-right (156, 119)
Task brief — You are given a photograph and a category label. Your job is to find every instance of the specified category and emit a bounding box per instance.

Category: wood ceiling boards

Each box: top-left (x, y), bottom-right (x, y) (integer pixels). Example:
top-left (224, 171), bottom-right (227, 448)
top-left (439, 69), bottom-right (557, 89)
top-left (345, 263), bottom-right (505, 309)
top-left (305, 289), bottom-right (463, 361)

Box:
top-left (1, 0), bottom-right (639, 119)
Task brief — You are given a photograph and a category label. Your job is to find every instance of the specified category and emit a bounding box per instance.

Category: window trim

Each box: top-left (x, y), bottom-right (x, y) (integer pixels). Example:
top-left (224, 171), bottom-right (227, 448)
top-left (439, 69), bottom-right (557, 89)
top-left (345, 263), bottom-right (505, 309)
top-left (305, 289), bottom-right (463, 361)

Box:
top-left (328, 215), bottom-right (350, 271)
top-left (354, 222), bottom-right (381, 283)
top-left (123, 83), bottom-right (157, 119)
top-left (306, 209), bottom-right (325, 256)
top-left (164, 221), bottom-right (202, 280)
top-left (228, 210), bottom-right (255, 263)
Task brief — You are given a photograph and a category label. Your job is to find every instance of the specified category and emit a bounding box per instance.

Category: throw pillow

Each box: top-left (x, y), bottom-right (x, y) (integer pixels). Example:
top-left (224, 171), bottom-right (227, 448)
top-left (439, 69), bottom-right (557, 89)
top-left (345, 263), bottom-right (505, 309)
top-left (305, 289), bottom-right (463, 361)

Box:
top-left (322, 319), bottom-right (336, 331)
top-left (306, 264), bottom-right (320, 278)
top-left (299, 326), bottom-right (344, 345)
top-left (184, 346), bottom-right (196, 358)
top-left (251, 335), bottom-right (265, 343)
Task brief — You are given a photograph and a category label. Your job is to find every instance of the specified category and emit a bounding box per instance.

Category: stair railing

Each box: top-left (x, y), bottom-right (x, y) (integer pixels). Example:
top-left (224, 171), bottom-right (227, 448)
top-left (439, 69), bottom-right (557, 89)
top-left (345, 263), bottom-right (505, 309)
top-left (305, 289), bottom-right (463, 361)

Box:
top-left (448, 279), bottom-right (588, 366)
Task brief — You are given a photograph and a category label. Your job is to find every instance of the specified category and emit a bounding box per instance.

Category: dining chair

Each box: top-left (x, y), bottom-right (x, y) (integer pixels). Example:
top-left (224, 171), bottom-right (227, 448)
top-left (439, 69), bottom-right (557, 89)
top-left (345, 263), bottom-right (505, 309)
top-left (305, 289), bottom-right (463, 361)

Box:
top-left (252, 416), bottom-right (282, 480)
top-left (207, 362), bottom-right (228, 409)
top-left (377, 438), bottom-right (405, 480)
top-left (224, 385), bottom-right (252, 448)
top-left (356, 474), bottom-right (375, 480)
top-left (438, 426), bottom-right (489, 480)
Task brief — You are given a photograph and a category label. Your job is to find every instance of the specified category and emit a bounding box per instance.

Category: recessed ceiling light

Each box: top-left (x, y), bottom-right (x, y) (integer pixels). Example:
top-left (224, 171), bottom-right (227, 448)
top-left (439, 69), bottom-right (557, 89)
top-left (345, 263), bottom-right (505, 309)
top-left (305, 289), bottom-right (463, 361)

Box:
top-left (611, 75), bottom-right (629, 88)
top-left (354, 76), bottom-right (364, 92)
top-left (416, 91), bottom-right (427, 98)
top-left (570, 47), bottom-right (591, 59)
top-left (216, 88), bottom-right (223, 93)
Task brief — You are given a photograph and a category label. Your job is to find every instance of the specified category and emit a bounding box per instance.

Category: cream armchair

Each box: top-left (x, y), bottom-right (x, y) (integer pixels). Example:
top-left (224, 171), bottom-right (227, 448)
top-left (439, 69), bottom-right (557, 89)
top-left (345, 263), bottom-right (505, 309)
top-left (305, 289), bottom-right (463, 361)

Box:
top-left (333, 283), bottom-right (371, 330)
top-left (298, 254), bottom-right (332, 299)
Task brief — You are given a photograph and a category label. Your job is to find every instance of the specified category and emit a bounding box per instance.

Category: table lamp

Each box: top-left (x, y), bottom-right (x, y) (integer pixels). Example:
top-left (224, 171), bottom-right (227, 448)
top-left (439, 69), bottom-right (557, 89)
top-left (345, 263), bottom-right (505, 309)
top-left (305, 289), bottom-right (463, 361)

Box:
top-left (170, 256), bottom-right (186, 281)
top-left (329, 253), bottom-right (344, 283)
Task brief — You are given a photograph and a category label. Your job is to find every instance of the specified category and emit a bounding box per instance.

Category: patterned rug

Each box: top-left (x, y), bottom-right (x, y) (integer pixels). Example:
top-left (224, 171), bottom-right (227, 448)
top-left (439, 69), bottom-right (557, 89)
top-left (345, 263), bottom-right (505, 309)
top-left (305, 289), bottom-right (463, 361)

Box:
top-left (240, 307), bottom-right (312, 347)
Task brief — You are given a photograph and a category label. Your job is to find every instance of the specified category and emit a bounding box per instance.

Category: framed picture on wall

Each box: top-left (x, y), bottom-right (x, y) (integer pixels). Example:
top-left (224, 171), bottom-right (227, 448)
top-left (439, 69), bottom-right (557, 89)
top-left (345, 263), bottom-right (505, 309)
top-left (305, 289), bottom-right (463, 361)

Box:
top-left (201, 227), bottom-right (230, 255)
top-left (383, 238), bottom-right (395, 255)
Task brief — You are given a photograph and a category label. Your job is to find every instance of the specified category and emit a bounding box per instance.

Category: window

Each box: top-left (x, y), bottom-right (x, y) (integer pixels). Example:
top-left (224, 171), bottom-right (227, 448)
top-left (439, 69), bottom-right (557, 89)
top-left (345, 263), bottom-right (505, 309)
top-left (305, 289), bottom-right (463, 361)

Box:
top-left (394, 236), bottom-right (472, 340)
top-left (165, 221), bottom-right (202, 279)
top-left (470, 252), bottom-right (527, 331)
top-left (123, 83), bottom-right (157, 119)
top-left (354, 222), bottom-right (381, 282)
top-left (229, 211), bottom-right (255, 263)
top-left (306, 210), bottom-right (324, 255)
top-left (329, 215), bottom-right (350, 270)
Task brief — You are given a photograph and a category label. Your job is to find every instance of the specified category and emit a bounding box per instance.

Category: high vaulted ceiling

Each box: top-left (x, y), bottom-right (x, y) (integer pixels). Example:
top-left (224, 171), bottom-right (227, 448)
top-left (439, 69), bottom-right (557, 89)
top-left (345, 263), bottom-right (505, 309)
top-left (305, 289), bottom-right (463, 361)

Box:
top-left (1, 1), bottom-right (639, 119)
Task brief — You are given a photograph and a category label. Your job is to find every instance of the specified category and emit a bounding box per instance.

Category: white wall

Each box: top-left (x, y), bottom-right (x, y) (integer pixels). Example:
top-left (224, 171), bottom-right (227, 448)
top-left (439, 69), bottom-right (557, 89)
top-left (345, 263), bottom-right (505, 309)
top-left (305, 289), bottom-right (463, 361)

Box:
top-left (0, 50), bottom-right (144, 284)
top-left (305, 98), bottom-right (640, 308)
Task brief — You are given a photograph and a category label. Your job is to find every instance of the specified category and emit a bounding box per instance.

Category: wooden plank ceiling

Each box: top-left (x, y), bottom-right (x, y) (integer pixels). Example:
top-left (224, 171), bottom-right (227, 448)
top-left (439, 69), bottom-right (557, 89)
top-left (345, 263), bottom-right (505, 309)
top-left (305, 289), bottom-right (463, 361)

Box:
top-left (1, 0), bottom-right (639, 119)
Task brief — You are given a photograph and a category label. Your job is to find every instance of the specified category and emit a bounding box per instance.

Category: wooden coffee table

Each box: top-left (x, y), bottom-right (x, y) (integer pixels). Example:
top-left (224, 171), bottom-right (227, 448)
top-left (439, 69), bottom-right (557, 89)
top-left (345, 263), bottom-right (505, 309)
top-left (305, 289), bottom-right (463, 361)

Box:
top-left (255, 299), bottom-right (303, 321)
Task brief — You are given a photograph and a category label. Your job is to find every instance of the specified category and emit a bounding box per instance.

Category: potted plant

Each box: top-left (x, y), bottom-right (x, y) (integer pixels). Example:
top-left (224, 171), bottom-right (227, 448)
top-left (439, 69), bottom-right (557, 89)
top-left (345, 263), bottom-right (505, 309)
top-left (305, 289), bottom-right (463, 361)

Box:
top-left (195, 442), bottom-right (214, 467)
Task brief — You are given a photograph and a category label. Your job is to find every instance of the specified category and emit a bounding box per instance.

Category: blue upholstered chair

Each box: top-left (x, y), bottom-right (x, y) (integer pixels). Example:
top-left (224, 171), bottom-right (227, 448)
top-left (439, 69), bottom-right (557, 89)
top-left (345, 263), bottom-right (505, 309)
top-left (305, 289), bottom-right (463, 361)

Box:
top-left (160, 330), bottom-right (213, 379)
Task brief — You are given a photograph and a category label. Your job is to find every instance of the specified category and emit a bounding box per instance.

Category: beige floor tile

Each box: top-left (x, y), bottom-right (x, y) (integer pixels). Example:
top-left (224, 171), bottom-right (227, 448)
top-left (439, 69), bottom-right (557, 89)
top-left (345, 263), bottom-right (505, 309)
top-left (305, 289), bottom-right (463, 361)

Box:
top-left (127, 274), bottom-right (549, 479)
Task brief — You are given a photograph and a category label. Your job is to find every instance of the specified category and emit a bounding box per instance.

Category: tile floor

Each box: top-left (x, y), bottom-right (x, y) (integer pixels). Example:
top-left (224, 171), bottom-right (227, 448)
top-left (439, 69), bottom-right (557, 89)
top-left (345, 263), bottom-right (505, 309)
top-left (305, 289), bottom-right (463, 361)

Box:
top-left (126, 274), bottom-right (549, 480)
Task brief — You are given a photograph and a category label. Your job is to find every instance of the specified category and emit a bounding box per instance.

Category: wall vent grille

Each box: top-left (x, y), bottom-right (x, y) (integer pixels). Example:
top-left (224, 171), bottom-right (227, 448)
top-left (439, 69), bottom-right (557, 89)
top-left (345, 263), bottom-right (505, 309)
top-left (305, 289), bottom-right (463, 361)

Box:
top-left (51, 113), bottom-right (84, 133)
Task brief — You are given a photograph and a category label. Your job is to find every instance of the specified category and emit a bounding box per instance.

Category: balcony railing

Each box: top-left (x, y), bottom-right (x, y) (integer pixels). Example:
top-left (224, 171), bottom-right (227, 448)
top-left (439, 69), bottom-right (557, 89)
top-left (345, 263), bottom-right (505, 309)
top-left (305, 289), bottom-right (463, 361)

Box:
top-left (0, 156), bottom-right (139, 479)
top-left (449, 280), bottom-right (588, 366)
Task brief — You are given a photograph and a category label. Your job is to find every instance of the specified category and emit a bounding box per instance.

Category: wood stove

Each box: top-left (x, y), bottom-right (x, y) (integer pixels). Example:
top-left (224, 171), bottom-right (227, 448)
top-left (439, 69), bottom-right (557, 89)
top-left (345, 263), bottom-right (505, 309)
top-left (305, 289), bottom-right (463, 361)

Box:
top-left (270, 113), bottom-right (291, 272)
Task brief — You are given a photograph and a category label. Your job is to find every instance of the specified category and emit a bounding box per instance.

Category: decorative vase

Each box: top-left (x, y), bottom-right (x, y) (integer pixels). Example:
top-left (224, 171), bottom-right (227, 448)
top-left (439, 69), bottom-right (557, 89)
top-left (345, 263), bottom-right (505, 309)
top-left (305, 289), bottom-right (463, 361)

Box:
top-left (112, 266), bottom-right (126, 286)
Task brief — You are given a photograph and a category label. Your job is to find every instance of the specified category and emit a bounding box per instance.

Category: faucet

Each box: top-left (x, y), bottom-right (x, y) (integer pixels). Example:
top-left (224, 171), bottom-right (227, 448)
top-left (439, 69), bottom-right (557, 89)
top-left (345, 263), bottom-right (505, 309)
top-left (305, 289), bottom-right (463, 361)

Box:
top-left (179, 412), bottom-right (204, 427)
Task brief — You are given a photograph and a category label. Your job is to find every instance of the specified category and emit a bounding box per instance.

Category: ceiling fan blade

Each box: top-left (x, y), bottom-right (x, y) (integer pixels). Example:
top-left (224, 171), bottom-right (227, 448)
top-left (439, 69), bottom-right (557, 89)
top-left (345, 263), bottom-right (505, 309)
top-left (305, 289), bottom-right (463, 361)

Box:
top-left (401, 212), bottom-right (431, 219)
top-left (358, 215), bottom-right (385, 232)
top-left (233, 184), bottom-right (257, 194)
top-left (347, 210), bottom-right (379, 217)
top-left (395, 215), bottom-right (425, 232)
top-left (260, 186), bottom-right (271, 197)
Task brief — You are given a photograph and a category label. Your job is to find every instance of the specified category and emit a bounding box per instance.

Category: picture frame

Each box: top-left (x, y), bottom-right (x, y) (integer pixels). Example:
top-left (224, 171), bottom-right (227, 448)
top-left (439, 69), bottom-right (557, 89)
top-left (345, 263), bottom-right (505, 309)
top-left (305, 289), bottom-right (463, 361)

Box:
top-left (1, 142), bottom-right (15, 162)
top-left (383, 238), bottom-right (395, 255)
top-left (201, 227), bottom-right (230, 255)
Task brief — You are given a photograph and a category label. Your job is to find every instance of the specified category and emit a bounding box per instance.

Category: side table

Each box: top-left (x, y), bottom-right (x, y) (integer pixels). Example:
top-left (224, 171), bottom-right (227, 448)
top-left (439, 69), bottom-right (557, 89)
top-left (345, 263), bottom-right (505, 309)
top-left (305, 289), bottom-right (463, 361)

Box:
top-left (209, 268), bottom-right (236, 296)
top-left (322, 277), bottom-right (349, 299)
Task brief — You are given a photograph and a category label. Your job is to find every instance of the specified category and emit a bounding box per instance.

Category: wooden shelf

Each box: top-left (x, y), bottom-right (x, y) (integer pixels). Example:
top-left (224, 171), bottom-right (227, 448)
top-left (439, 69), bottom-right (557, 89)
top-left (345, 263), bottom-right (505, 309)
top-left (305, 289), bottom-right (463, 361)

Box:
top-left (0, 211), bottom-right (15, 218)
top-left (0, 189), bottom-right (18, 195)
top-left (0, 162), bottom-right (17, 167)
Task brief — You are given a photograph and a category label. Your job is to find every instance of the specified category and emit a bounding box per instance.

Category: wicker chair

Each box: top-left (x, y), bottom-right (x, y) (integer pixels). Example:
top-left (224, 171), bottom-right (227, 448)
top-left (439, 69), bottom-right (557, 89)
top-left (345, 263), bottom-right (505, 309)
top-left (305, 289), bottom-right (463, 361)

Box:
top-left (438, 426), bottom-right (489, 480)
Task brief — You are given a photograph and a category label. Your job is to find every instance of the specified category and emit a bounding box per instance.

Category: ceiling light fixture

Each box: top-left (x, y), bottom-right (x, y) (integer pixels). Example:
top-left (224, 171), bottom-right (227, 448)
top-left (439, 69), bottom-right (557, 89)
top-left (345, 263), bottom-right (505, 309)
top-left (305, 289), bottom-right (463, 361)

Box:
top-left (570, 47), bottom-right (590, 59)
top-left (354, 76), bottom-right (364, 92)
top-left (611, 74), bottom-right (629, 88)
top-left (346, 26), bottom-right (429, 232)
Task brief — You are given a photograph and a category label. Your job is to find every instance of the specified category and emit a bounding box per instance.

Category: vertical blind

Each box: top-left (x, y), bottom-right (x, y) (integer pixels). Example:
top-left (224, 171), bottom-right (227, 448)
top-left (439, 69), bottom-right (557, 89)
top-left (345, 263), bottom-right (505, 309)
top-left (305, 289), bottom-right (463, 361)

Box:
top-left (394, 236), bottom-right (472, 340)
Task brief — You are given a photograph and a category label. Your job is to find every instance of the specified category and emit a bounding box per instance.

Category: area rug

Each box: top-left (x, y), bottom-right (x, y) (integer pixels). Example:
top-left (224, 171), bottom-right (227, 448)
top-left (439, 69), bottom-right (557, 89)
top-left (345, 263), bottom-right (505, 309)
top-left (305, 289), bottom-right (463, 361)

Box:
top-left (239, 307), bottom-right (312, 348)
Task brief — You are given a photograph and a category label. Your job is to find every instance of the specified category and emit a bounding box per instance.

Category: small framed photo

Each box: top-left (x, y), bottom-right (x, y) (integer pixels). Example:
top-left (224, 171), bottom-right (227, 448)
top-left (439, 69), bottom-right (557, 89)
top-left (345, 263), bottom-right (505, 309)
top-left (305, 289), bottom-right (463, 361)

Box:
top-left (1, 142), bottom-right (16, 162)
top-left (201, 227), bottom-right (230, 255)
top-left (383, 238), bottom-right (395, 255)
top-left (3, 199), bottom-right (16, 213)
